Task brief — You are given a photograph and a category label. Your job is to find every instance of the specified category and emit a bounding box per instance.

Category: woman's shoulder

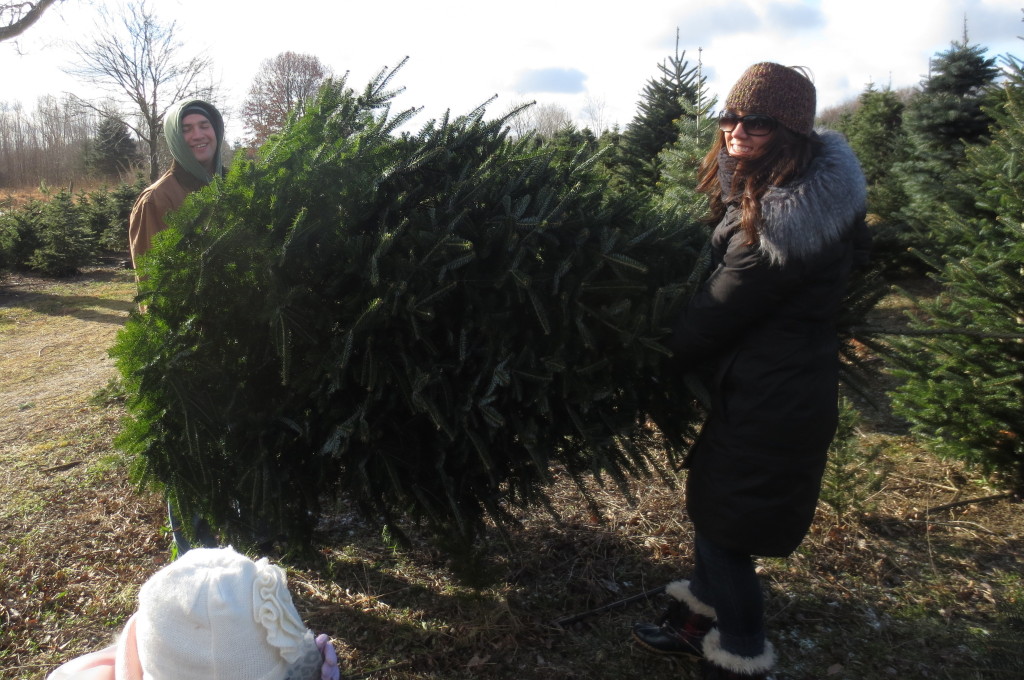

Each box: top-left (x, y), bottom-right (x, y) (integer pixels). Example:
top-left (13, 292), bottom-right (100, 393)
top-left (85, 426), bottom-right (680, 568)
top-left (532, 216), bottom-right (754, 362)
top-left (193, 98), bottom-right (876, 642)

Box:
top-left (756, 130), bottom-right (867, 265)
top-left (808, 130), bottom-right (864, 182)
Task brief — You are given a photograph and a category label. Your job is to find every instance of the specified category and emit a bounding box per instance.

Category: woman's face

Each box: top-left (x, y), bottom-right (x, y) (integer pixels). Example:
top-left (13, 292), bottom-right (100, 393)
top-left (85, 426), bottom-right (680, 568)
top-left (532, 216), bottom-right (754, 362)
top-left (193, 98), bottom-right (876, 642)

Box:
top-left (723, 111), bottom-right (775, 160)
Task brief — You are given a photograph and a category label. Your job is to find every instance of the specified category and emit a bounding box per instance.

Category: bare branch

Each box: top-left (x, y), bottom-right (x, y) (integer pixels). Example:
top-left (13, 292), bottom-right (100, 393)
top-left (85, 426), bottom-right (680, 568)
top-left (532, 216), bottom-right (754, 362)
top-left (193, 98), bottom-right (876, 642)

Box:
top-left (0, 0), bottom-right (61, 42)
top-left (553, 585), bottom-right (667, 627)
top-left (906, 492), bottom-right (1015, 520)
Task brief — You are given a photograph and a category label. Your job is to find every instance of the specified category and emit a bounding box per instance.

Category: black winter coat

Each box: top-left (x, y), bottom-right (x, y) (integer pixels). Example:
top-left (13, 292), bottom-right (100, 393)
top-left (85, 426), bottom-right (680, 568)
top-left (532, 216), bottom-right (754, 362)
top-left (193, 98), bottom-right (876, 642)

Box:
top-left (671, 130), bottom-right (869, 557)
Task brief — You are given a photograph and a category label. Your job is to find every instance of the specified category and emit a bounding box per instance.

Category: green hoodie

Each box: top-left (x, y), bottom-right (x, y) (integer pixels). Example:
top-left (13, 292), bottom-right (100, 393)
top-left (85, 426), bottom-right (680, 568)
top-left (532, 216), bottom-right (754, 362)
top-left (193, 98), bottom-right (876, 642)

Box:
top-left (164, 99), bottom-right (225, 184)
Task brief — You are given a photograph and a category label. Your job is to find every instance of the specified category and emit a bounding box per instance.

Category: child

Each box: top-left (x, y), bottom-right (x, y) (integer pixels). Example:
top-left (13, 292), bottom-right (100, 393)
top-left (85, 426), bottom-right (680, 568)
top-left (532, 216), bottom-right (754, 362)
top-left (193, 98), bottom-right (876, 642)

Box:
top-left (47, 546), bottom-right (341, 680)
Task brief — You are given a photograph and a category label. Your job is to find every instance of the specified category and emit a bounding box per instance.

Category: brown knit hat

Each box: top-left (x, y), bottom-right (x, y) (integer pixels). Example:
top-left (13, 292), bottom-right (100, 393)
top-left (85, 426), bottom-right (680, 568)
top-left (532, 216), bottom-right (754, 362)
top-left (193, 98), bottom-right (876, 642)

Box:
top-left (724, 62), bottom-right (816, 136)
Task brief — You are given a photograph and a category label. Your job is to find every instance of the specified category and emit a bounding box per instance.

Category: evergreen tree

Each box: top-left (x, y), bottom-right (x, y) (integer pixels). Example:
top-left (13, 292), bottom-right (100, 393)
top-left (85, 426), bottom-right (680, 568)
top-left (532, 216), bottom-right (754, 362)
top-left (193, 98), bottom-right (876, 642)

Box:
top-left (836, 85), bottom-right (913, 275)
top-left (840, 86), bottom-right (909, 218)
top-left (78, 178), bottom-right (148, 252)
top-left (26, 191), bottom-right (95, 276)
top-left (110, 66), bottom-right (708, 550)
top-left (85, 116), bottom-right (140, 179)
top-left (614, 34), bottom-right (700, 198)
top-left (0, 198), bottom-right (43, 272)
top-left (898, 38), bottom-right (1001, 264)
top-left (653, 66), bottom-right (717, 222)
top-left (592, 124), bottom-right (624, 187)
top-left (539, 123), bottom-right (599, 160)
top-left (890, 54), bottom-right (1024, 495)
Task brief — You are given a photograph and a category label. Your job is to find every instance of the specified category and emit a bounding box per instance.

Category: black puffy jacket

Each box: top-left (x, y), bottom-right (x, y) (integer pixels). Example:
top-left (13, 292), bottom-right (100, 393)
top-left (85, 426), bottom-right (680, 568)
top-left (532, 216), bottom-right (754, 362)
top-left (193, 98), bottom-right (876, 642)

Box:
top-left (672, 130), bottom-right (870, 557)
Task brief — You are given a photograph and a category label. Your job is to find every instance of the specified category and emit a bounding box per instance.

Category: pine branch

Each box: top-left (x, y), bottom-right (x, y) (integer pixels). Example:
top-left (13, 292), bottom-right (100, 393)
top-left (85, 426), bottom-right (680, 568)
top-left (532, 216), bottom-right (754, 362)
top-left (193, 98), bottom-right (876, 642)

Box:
top-left (852, 325), bottom-right (1024, 341)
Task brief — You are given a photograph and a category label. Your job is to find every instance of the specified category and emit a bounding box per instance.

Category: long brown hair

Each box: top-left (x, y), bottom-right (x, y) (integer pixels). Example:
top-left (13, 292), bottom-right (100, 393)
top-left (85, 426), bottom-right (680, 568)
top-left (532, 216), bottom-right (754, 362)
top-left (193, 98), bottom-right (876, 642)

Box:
top-left (696, 125), bottom-right (821, 243)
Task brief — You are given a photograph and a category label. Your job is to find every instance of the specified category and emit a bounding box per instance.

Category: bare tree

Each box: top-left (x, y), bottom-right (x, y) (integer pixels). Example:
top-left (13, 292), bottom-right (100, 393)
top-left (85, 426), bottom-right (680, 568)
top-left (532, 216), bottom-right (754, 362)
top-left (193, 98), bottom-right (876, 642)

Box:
top-left (501, 100), bottom-right (574, 140)
top-left (581, 94), bottom-right (608, 134)
top-left (66, 1), bottom-right (215, 181)
top-left (241, 51), bottom-right (330, 146)
top-left (0, 0), bottom-right (60, 42)
top-left (531, 102), bottom-right (572, 139)
top-left (0, 94), bottom-right (97, 186)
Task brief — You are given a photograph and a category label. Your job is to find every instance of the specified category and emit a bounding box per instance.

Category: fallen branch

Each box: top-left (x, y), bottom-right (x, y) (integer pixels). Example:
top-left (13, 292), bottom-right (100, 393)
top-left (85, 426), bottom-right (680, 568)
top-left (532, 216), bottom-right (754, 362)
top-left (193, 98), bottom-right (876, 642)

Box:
top-left (39, 461), bottom-right (84, 474)
top-left (553, 584), bottom-right (666, 627)
top-left (906, 492), bottom-right (1015, 520)
top-left (901, 518), bottom-right (1000, 535)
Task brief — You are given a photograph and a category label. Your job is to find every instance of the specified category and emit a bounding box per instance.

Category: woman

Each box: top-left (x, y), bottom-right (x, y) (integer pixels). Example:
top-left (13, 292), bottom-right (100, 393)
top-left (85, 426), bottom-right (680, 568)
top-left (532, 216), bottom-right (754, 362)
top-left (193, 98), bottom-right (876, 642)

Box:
top-left (632, 63), bottom-right (869, 679)
top-left (47, 546), bottom-right (341, 680)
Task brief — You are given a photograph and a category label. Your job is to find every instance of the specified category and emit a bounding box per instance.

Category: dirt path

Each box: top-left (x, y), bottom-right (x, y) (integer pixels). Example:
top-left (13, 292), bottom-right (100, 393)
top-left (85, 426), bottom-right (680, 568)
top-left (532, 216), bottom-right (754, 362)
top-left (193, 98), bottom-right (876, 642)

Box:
top-left (0, 265), bottom-right (167, 680)
top-left (0, 265), bottom-right (133, 472)
top-left (2, 317), bottom-right (123, 444)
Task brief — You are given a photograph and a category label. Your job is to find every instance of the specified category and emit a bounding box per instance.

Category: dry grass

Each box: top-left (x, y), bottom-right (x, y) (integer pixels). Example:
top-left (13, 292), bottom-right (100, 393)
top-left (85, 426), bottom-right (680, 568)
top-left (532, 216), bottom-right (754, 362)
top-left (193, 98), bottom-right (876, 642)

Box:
top-left (1, 265), bottom-right (1022, 680)
top-left (1, 181), bottom-right (115, 211)
top-left (0, 188), bottom-right (46, 211)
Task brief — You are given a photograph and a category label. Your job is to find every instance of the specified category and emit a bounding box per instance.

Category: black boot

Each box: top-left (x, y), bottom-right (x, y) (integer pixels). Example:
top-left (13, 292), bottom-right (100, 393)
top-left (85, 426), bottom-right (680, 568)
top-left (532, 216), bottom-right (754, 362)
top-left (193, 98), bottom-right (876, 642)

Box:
top-left (632, 580), bottom-right (716, 657)
top-left (700, 628), bottom-right (775, 679)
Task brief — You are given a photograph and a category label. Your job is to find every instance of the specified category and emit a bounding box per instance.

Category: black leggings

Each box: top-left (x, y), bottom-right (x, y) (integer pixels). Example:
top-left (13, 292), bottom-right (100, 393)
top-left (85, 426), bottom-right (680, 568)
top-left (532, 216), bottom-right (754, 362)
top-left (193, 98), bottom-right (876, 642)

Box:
top-left (688, 531), bottom-right (766, 657)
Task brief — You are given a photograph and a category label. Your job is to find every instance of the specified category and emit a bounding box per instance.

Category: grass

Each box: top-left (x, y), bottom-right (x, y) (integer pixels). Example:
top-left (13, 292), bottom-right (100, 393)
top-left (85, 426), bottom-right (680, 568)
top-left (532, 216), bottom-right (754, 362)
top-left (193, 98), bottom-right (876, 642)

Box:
top-left (1, 265), bottom-right (1022, 679)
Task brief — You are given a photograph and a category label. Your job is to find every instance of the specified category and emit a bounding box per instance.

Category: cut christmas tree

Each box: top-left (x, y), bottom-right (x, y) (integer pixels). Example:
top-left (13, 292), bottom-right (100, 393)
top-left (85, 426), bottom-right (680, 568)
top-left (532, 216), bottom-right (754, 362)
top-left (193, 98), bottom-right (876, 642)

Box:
top-left (111, 64), bottom-right (708, 550)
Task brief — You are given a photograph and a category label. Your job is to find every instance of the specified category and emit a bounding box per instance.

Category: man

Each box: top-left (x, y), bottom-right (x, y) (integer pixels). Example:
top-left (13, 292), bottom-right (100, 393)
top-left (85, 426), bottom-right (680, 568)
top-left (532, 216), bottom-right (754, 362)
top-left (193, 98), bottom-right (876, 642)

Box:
top-left (128, 99), bottom-right (224, 268)
top-left (126, 100), bottom-right (225, 549)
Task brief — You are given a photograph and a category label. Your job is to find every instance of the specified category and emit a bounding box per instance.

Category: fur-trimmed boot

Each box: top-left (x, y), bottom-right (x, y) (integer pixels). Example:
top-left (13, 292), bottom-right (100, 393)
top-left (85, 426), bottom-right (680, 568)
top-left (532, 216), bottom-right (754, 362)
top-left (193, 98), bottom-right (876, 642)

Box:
top-left (631, 580), bottom-right (716, 658)
top-left (700, 628), bottom-right (776, 679)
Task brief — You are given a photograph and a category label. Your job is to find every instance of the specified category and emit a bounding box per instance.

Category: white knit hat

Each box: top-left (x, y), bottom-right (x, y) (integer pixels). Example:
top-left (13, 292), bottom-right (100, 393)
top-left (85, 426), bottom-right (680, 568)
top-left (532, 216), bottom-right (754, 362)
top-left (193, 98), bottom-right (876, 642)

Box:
top-left (133, 546), bottom-right (321, 680)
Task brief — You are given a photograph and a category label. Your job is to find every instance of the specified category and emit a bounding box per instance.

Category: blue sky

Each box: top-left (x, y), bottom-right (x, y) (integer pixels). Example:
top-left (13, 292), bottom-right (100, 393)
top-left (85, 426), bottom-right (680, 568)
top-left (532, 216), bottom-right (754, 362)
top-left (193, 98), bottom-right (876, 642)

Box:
top-left (2, 0), bottom-right (1022, 142)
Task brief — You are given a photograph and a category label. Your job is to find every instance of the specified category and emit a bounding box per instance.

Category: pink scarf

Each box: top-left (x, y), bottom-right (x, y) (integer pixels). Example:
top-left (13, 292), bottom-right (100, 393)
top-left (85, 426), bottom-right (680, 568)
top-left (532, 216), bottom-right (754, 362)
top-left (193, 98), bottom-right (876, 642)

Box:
top-left (47, 617), bottom-right (340, 680)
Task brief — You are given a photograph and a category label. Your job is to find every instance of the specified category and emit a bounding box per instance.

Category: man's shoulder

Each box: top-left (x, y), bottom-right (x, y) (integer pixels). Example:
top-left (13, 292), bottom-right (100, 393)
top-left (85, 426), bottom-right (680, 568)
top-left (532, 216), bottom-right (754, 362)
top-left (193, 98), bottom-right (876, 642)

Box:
top-left (144, 168), bottom-right (181, 193)
top-left (134, 169), bottom-right (185, 209)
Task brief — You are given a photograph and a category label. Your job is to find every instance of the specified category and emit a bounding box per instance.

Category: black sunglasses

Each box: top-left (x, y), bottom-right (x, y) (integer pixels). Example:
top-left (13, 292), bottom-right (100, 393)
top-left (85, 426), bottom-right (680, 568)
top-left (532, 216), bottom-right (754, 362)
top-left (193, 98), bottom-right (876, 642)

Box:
top-left (718, 113), bottom-right (778, 137)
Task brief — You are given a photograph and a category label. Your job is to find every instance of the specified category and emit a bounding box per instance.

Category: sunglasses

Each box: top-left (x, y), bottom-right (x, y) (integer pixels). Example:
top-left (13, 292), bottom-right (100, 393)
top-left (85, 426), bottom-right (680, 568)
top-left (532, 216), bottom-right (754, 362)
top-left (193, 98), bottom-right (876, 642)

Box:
top-left (718, 113), bottom-right (778, 137)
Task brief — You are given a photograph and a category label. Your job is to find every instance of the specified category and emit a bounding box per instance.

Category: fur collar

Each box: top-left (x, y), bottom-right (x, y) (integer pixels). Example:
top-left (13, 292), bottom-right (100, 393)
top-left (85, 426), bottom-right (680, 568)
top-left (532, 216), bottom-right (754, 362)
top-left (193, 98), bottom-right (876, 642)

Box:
top-left (719, 130), bottom-right (867, 266)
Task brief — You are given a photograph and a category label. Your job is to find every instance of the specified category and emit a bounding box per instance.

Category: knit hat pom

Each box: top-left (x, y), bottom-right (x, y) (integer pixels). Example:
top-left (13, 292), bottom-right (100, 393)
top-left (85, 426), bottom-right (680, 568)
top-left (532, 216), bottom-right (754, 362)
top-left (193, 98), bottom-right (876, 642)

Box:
top-left (725, 62), bottom-right (816, 136)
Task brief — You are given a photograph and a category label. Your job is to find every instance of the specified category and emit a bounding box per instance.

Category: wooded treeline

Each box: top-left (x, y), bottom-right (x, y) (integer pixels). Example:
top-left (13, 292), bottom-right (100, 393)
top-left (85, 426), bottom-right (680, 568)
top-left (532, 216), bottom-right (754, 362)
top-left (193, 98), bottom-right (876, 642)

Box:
top-left (0, 96), bottom-right (109, 187)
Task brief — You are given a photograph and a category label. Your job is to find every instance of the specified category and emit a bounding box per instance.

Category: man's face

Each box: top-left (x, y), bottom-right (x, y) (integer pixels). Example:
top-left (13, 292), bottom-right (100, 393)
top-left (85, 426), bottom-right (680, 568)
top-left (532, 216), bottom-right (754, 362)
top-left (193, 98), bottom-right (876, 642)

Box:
top-left (182, 113), bottom-right (216, 172)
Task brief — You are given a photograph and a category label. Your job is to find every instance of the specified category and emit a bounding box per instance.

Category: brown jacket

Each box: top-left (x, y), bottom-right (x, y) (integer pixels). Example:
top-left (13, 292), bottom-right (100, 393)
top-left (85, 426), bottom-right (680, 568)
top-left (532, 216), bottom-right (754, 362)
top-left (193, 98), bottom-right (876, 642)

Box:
top-left (128, 162), bottom-right (207, 268)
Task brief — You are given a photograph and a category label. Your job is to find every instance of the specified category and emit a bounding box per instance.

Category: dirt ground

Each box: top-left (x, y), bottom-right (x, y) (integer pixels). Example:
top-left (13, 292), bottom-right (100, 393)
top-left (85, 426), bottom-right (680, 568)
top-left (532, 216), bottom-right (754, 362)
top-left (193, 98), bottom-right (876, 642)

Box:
top-left (2, 263), bottom-right (1022, 680)
top-left (0, 263), bottom-right (168, 679)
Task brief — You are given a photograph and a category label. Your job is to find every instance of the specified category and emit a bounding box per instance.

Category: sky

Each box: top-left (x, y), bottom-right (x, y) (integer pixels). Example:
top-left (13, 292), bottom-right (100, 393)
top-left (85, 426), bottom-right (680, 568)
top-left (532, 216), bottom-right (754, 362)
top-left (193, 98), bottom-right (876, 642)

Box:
top-left (2, 0), bottom-right (1023, 143)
